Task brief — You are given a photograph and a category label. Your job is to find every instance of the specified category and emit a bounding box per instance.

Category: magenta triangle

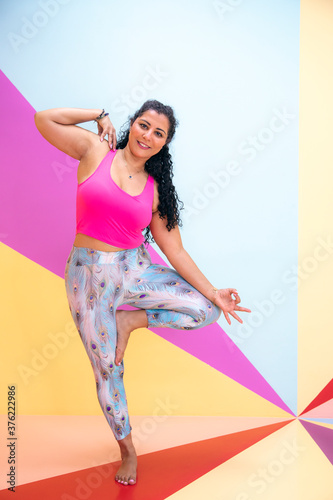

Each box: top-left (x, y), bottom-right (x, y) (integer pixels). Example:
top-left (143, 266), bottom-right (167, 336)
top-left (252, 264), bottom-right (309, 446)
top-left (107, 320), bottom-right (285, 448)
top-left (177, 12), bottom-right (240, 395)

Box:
top-left (0, 69), bottom-right (79, 277)
top-left (300, 419), bottom-right (333, 465)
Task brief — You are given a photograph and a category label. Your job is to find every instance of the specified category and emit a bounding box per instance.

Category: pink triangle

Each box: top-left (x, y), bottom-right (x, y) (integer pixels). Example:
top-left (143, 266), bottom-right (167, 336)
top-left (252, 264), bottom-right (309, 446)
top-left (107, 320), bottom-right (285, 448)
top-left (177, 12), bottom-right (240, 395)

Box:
top-left (0, 70), bottom-right (293, 416)
top-left (301, 398), bottom-right (333, 420)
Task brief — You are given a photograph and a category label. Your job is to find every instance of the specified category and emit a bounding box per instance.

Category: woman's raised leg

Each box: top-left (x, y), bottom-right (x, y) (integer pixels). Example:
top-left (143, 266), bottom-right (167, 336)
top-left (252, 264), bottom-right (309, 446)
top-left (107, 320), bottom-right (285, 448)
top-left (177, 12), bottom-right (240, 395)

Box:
top-left (113, 258), bottom-right (222, 365)
top-left (128, 262), bottom-right (221, 329)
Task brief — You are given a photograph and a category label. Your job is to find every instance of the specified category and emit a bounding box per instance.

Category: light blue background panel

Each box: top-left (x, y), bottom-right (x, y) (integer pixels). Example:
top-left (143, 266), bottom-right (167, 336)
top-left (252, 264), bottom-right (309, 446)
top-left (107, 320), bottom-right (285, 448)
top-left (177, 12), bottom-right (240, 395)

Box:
top-left (0, 0), bottom-right (299, 413)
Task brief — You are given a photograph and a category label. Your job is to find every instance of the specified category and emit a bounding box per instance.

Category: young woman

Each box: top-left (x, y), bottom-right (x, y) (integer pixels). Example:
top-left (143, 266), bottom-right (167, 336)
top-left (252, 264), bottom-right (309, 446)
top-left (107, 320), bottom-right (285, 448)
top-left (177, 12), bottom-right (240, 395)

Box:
top-left (34, 100), bottom-right (251, 487)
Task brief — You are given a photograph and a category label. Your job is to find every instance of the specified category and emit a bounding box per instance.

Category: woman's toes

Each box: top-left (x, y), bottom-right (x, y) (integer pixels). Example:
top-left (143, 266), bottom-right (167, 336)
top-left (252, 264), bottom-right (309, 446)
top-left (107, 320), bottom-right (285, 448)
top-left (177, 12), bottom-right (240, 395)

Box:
top-left (115, 474), bottom-right (136, 486)
top-left (115, 347), bottom-right (123, 366)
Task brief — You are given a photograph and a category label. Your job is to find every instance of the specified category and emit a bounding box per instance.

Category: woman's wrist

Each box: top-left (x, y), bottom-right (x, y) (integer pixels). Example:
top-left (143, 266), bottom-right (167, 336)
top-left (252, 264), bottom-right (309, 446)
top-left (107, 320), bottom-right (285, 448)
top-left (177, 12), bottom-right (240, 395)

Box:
top-left (206, 286), bottom-right (219, 305)
top-left (211, 287), bottom-right (219, 304)
top-left (73, 108), bottom-right (105, 124)
top-left (94, 109), bottom-right (109, 121)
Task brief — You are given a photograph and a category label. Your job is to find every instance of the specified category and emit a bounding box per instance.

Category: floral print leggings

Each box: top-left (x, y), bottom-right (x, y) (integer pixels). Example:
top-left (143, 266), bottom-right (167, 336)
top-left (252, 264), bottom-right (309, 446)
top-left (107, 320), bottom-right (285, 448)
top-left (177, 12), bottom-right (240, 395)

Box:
top-left (64, 243), bottom-right (221, 441)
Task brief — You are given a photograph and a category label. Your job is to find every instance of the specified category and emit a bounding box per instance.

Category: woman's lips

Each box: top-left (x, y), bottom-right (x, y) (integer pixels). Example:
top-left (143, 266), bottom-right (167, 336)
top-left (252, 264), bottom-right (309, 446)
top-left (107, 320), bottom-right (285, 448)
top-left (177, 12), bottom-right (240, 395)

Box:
top-left (137, 140), bottom-right (150, 150)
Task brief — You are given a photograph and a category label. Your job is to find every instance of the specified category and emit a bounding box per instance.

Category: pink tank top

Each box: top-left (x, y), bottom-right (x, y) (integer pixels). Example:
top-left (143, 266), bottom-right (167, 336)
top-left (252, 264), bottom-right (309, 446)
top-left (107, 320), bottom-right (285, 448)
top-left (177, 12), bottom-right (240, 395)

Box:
top-left (76, 149), bottom-right (155, 248)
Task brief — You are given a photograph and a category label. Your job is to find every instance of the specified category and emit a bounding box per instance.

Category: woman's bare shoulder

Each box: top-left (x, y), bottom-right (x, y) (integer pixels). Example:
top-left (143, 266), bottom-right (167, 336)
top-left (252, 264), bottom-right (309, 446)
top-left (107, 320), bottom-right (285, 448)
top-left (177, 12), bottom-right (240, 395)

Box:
top-left (77, 139), bottom-right (111, 184)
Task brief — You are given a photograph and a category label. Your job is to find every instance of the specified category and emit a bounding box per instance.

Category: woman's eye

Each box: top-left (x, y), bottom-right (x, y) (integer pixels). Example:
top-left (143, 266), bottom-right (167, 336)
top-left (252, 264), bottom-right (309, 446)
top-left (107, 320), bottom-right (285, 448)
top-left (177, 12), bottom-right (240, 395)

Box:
top-left (140, 123), bottom-right (147, 128)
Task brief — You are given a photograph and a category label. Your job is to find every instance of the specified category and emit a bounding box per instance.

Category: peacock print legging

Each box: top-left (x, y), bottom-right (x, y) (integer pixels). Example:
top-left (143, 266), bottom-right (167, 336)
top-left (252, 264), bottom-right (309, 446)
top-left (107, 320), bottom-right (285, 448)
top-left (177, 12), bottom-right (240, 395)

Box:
top-left (64, 243), bottom-right (221, 440)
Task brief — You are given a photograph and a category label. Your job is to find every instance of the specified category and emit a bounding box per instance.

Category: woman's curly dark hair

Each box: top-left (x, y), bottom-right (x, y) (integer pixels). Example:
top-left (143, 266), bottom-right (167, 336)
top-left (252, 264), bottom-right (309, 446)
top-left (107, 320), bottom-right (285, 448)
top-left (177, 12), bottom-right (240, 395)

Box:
top-left (116, 99), bottom-right (184, 244)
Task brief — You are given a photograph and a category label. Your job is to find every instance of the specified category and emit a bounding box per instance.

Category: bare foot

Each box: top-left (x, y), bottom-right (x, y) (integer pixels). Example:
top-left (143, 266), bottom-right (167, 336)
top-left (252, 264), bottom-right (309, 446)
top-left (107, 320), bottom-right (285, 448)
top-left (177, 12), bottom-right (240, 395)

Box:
top-left (115, 309), bottom-right (148, 366)
top-left (115, 310), bottom-right (133, 366)
top-left (115, 449), bottom-right (137, 486)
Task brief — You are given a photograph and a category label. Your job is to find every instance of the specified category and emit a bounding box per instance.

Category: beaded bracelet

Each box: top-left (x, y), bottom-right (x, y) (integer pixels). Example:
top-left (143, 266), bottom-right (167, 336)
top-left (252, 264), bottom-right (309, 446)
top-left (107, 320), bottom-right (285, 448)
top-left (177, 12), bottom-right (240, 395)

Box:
top-left (95, 109), bottom-right (109, 121)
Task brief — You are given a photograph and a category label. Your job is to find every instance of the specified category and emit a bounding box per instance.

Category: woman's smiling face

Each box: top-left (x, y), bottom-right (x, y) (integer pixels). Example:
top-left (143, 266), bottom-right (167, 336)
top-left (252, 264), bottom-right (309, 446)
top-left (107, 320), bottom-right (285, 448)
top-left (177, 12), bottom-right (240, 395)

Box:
top-left (128, 109), bottom-right (170, 158)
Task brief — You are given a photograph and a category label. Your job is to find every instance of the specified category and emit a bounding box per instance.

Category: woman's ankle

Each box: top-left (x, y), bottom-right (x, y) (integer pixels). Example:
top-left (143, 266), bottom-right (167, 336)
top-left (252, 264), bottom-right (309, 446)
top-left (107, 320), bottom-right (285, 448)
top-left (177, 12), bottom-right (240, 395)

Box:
top-left (118, 433), bottom-right (137, 457)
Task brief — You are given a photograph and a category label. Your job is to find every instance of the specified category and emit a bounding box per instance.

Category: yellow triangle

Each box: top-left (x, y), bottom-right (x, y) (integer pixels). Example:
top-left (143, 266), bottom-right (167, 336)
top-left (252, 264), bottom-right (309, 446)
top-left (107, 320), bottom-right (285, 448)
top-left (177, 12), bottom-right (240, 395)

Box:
top-left (0, 243), bottom-right (92, 415)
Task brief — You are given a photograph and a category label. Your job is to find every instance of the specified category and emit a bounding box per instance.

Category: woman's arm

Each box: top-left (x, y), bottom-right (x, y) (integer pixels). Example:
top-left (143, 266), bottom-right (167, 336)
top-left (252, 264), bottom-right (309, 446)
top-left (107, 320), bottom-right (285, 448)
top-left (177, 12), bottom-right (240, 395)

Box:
top-left (150, 211), bottom-right (217, 302)
top-left (149, 211), bottom-right (251, 324)
top-left (34, 107), bottom-right (116, 159)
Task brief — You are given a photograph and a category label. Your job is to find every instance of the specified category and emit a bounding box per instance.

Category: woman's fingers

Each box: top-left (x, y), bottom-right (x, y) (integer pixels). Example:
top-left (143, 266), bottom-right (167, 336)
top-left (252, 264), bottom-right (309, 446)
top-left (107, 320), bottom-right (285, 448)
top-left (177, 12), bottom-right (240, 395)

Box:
top-left (100, 126), bottom-right (106, 142)
top-left (95, 117), bottom-right (117, 148)
top-left (216, 288), bottom-right (251, 324)
top-left (99, 128), bottom-right (113, 147)
top-left (229, 311), bottom-right (242, 323)
top-left (112, 130), bottom-right (117, 150)
top-left (221, 306), bottom-right (251, 324)
top-left (235, 306), bottom-right (252, 313)
top-left (223, 310), bottom-right (231, 325)
top-left (104, 128), bottom-right (117, 150)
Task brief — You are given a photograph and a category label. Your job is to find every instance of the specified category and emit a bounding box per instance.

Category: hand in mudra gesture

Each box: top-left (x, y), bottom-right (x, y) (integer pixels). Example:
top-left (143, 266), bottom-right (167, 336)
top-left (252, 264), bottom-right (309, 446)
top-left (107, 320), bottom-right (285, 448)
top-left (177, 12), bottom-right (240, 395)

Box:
top-left (213, 288), bottom-right (251, 325)
top-left (96, 115), bottom-right (117, 151)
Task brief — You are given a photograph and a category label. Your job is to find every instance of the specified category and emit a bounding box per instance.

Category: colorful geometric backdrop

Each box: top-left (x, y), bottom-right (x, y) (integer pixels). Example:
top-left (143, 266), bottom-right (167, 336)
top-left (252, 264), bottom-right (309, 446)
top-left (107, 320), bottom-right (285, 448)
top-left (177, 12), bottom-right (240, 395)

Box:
top-left (0, 0), bottom-right (332, 499)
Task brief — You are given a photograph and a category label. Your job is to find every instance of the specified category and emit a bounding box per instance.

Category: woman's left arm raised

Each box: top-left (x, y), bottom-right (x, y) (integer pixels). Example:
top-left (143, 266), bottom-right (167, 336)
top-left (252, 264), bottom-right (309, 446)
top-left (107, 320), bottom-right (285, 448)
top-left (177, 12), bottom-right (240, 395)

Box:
top-left (149, 211), bottom-right (251, 325)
